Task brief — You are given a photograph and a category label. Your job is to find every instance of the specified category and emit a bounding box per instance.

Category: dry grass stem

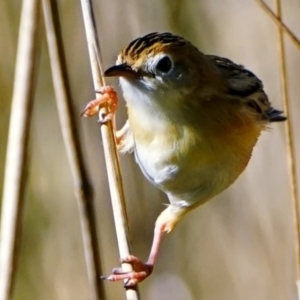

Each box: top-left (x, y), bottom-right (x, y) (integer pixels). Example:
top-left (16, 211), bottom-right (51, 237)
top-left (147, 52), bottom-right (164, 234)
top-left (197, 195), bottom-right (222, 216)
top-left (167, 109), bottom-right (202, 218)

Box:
top-left (0, 0), bottom-right (41, 299)
top-left (79, 0), bottom-right (140, 299)
top-left (272, 0), bottom-right (300, 297)
top-left (256, 0), bottom-right (300, 50)
top-left (41, 0), bottom-right (105, 299)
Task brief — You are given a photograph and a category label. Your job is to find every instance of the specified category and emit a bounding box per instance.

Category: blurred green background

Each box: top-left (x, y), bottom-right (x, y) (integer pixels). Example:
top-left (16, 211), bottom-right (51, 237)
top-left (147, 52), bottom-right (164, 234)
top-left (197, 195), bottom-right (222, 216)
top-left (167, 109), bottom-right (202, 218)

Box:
top-left (1, 0), bottom-right (300, 299)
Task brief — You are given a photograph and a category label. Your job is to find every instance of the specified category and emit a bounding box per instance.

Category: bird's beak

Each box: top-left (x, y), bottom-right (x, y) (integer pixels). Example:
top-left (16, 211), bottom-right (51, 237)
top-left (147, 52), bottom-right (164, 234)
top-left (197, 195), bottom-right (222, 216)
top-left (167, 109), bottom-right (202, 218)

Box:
top-left (104, 63), bottom-right (140, 79)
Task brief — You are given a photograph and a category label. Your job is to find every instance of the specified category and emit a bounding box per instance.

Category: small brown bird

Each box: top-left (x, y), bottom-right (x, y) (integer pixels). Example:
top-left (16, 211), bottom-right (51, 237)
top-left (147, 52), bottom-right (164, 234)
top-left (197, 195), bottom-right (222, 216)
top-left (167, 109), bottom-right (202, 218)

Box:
top-left (83, 32), bottom-right (286, 286)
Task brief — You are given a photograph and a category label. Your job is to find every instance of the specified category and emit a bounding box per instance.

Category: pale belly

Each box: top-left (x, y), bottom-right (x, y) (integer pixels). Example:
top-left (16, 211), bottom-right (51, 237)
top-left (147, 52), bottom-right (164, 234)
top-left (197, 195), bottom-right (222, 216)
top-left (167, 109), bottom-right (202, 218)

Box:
top-left (133, 137), bottom-right (251, 207)
top-left (127, 102), bottom-right (263, 208)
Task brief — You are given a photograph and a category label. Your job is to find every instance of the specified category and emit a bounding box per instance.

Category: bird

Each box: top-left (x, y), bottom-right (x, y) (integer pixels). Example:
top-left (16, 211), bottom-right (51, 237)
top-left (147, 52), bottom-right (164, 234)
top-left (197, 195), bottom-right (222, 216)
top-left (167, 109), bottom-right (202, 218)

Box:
top-left (82, 32), bottom-right (286, 287)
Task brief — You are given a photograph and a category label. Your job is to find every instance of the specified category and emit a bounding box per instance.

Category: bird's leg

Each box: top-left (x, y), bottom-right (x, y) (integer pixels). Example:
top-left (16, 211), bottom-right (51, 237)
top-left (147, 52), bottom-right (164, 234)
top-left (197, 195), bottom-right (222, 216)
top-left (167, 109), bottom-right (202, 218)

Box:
top-left (102, 205), bottom-right (188, 287)
top-left (102, 224), bottom-right (163, 287)
top-left (82, 86), bottom-right (130, 148)
top-left (81, 86), bottom-right (118, 124)
top-left (115, 120), bottom-right (130, 146)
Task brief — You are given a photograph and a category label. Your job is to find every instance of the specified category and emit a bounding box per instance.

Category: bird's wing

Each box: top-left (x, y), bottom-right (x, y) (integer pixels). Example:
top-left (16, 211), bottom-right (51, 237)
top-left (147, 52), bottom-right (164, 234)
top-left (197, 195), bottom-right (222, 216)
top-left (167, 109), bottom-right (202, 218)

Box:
top-left (207, 55), bottom-right (286, 122)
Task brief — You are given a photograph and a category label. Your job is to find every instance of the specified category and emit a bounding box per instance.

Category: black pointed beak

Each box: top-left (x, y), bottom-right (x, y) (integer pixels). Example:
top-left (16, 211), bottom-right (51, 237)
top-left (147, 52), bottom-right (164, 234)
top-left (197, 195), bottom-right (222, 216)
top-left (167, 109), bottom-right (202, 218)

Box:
top-left (104, 63), bottom-right (140, 79)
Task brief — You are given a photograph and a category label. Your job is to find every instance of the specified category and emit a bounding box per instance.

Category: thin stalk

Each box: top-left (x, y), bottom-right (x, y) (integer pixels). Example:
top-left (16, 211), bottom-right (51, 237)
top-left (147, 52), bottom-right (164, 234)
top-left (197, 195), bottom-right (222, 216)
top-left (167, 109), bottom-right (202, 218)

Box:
top-left (79, 0), bottom-right (140, 299)
top-left (0, 0), bottom-right (41, 299)
top-left (273, 0), bottom-right (300, 297)
top-left (41, 0), bottom-right (105, 299)
top-left (256, 0), bottom-right (300, 50)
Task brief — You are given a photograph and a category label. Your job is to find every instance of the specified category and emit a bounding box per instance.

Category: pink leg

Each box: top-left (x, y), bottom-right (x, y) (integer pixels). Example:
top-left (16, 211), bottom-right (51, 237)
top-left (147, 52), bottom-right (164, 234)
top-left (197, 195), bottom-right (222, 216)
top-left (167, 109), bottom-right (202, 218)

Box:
top-left (102, 223), bottom-right (165, 287)
top-left (101, 205), bottom-right (189, 286)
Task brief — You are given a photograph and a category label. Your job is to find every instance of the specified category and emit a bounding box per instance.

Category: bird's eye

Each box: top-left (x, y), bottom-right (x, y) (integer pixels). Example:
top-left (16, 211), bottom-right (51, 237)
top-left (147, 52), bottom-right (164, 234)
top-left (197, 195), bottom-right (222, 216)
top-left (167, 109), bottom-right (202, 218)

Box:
top-left (156, 56), bottom-right (172, 73)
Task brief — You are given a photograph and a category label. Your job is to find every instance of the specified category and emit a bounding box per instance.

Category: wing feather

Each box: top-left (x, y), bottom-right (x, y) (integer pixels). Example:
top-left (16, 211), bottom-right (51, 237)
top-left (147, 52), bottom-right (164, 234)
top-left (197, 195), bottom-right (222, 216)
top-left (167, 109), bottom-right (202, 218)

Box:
top-left (208, 55), bottom-right (286, 122)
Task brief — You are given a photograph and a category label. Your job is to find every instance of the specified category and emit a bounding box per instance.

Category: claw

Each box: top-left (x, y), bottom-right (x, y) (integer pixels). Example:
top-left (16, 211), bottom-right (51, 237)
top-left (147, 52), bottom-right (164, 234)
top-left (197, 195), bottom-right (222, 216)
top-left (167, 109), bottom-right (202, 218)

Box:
top-left (81, 86), bottom-right (118, 122)
top-left (100, 255), bottom-right (154, 286)
top-left (97, 112), bottom-right (114, 124)
top-left (94, 89), bottom-right (104, 94)
top-left (112, 267), bottom-right (129, 275)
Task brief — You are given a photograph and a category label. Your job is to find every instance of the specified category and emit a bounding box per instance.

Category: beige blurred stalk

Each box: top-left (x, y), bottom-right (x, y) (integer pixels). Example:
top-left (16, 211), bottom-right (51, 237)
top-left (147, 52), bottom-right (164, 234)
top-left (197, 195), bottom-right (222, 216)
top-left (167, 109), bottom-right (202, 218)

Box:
top-left (0, 0), bottom-right (41, 299)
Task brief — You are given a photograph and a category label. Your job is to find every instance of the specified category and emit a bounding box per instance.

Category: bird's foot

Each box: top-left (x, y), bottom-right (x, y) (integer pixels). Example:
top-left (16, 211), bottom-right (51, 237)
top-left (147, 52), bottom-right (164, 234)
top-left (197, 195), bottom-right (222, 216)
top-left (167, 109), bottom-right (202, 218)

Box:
top-left (101, 255), bottom-right (153, 287)
top-left (81, 86), bottom-right (118, 123)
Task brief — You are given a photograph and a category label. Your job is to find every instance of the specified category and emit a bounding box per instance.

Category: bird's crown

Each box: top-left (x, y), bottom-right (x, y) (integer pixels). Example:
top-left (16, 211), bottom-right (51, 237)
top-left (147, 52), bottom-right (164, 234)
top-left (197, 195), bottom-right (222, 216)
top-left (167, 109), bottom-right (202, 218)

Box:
top-left (119, 32), bottom-right (189, 62)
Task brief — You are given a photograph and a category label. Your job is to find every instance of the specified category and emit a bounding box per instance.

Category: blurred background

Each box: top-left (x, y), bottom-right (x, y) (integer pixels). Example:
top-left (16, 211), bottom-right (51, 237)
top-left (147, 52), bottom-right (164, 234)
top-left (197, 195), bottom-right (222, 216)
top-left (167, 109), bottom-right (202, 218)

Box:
top-left (1, 0), bottom-right (300, 299)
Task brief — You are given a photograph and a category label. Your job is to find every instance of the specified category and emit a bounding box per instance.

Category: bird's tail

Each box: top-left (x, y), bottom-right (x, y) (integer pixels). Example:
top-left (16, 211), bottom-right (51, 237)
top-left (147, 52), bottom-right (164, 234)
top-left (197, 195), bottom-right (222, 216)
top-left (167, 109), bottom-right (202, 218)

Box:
top-left (267, 108), bottom-right (287, 122)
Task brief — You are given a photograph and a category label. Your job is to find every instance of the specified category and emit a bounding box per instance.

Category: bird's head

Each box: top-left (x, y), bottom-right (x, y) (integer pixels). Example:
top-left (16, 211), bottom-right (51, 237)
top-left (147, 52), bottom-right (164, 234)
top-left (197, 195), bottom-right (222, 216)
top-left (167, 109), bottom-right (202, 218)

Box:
top-left (104, 32), bottom-right (207, 109)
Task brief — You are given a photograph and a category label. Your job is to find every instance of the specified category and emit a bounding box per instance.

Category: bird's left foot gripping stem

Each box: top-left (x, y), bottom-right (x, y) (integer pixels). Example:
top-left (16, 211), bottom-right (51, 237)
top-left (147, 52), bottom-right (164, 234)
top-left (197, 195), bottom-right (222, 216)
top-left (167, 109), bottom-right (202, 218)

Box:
top-left (101, 255), bottom-right (154, 287)
top-left (100, 206), bottom-right (187, 286)
top-left (81, 86), bottom-right (118, 123)
top-left (100, 219), bottom-right (171, 287)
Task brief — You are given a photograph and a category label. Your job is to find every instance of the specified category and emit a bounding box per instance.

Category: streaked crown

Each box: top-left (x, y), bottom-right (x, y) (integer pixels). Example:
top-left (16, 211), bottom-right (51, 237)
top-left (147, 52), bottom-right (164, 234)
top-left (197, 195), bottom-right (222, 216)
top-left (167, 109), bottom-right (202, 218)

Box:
top-left (120, 32), bottom-right (189, 62)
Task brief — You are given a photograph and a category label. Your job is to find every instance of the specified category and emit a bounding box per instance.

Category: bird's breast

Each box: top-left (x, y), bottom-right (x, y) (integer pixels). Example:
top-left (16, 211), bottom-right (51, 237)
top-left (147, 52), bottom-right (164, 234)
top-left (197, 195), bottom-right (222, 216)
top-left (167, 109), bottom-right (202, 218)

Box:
top-left (126, 98), bottom-right (265, 207)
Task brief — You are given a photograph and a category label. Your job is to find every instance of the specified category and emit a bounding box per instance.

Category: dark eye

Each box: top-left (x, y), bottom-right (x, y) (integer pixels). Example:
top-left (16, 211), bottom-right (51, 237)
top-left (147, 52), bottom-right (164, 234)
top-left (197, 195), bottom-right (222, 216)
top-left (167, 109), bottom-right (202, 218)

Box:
top-left (156, 56), bottom-right (172, 73)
